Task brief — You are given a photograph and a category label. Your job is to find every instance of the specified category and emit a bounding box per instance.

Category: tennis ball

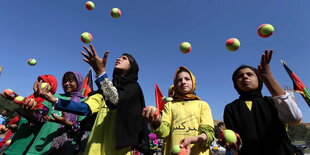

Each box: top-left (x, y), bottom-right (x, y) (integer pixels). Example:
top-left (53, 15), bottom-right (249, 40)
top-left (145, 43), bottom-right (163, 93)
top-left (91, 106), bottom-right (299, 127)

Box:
top-left (85, 1), bottom-right (95, 10)
top-left (0, 125), bottom-right (7, 132)
top-left (27, 98), bottom-right (37, 109)
top-left (5, 140), bottom-right (11, 146)
top-left (41, 82), bottom-right (51, 92)
top-left (28, 59), bottom-right (37, 66)
top-left (180, 42), bottom-right (192, 53)
top-left (3, 89), bottom-right (13, 96)
top-left (171, 145), bottom-right (181, 154)
top-left (111, 8), bottom-right (122, 18)
top-left (14, 96), bottom-right (24, 104)
top-left (257, 24), bottom-right (274, 38)
top-left (220, 129), bottom-right (237, 145)
top-left (226, 38), bottom-right (240, 51)
top-left (81, 32), bottom-right (93, 44)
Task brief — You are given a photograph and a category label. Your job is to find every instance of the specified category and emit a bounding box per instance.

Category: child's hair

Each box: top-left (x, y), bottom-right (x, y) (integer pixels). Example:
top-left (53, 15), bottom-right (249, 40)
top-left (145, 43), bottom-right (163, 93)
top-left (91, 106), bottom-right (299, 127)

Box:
top-left (62, 72), bottom-right (77, 83)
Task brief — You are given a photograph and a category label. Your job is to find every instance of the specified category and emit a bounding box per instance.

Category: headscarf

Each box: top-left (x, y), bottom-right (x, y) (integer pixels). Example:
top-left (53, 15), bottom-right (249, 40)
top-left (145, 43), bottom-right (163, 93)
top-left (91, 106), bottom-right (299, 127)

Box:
top-left (224, 65), bottom-right (295, 155)
top-left (27, 75), bottom-right (58, 110)
top-left (112, 53), bottom-right (139, 89)
top-left (62, 71), bottom-right (84, 102)
top-left (112, 53), bottom-right (151, 154)
top-left (232, 65), bottom-right (263, 100)
top-left (51, 71), bottom-right (86, 151)
top-left (172, 66), bottom-right (201, 101)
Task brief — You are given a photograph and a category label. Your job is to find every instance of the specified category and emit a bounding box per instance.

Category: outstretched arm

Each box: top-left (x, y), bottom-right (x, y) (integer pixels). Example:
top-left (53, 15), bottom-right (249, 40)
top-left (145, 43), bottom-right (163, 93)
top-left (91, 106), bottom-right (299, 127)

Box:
top-left (257, 49), bottom-right (286, 96)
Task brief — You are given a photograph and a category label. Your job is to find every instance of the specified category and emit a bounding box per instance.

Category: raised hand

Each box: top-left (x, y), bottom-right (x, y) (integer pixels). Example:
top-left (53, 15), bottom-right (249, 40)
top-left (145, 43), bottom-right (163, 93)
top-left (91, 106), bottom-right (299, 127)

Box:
top-left (34, 80), bottom-right (57, 104)
top-left (257, 49), bottom-right (273, 79)
top-left (81, 44), bottom-right (109, 75)
top-left (141, 106), bottom-right (161, 129)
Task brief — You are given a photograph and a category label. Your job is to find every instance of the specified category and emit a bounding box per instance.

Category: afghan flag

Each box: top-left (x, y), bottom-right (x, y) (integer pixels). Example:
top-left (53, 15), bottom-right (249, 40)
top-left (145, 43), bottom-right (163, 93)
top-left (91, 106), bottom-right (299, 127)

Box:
top-left (82, 68), bottom-right (93, 97)
top-left (281, 60), bottom-right (310, 107)
top-left (155, 84), bottom-right (165, 112)
top-left (0, 66), bottom-right (3, 76)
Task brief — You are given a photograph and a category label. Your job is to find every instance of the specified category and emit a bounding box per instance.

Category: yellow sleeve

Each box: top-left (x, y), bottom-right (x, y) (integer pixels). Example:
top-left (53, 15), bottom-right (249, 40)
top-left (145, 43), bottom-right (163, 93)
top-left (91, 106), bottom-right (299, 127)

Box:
top-left (84, 93), bottom-right (105, 114)
top-left (200, 101), bottom-right (214, 127)
top-left (155, 102), bottom-right (173, 138)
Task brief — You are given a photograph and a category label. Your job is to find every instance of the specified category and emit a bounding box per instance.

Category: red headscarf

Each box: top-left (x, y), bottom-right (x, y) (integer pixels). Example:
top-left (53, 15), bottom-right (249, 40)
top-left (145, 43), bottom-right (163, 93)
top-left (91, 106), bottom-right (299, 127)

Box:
top-left (27, 75), bottom-right (58, 109)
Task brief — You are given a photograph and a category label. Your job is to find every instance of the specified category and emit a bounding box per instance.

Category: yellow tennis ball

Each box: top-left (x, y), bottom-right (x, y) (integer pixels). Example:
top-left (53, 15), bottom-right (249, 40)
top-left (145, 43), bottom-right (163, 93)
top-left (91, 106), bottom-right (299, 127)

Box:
top-left (180, 42), bottom-right (192, 53)
top-left (81, 32), bottom-right (93, 43)
top-left (14, 96), bottom-right (24, 104)
top-left (5, 140), bottom-right (11, 146)
top-left (85, 1), bottom-right (95, 10)
top-left (111, 8), bottom-right (122, 18)
top-left (221, 129), bottom-right (237, 145)
top-left (41, 82), bottom-right (51, 92)
top-left (258, 24), bottom-right (274, 38)
top-left (171, 145), bottom-right (181, 154)
top-left (28, 59), bottom-right (37, 66)
top-left (226, 38), bottom-right (240, 51)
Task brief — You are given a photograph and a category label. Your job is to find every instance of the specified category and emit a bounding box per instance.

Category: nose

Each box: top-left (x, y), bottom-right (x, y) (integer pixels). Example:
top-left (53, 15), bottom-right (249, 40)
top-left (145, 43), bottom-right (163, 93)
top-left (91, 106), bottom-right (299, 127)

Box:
top-left (64, 81), bottom-right (70, 86)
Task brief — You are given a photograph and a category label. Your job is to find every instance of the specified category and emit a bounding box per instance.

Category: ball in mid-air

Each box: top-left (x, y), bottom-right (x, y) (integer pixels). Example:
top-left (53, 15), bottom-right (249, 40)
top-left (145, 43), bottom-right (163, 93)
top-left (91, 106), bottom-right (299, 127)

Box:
top-left (28, 59), bottom-right (37, 66)
top-left (85, 1), bottom-right (95, 10)
top-left (81, 32), bottom-right (93, 43)
top-left (180, 42), bottom-right (192, 53)
top-left (226, 38), bottom-right (240, 51)
top-left (111, 8), bottom-right (122, 18)
top-left (257, 24), bottom-right (274, 38)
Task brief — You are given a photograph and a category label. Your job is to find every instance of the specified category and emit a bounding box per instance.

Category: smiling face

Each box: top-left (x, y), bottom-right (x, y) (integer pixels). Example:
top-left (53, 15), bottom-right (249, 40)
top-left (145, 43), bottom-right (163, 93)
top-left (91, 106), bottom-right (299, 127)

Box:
top-left (235, 68), bottom-right (259, 92)
top-left (114, 55), bottom-right (131, 74)
top-left (175, 71), bottom-right (193, 94)
top-left (62, 72), bottom-right (78, 94)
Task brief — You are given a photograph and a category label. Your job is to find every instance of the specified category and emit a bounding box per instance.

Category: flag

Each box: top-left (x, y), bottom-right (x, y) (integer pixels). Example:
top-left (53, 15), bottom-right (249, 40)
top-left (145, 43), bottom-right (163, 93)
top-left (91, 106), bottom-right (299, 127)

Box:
top-left (155, 84), bottom-right (165, 112)
top-left (82, 68), bottom-right (93, 97)
top-left (0, 66), bottom-right (3, 76)
top-left (281, 60), bottom-right (310, 107)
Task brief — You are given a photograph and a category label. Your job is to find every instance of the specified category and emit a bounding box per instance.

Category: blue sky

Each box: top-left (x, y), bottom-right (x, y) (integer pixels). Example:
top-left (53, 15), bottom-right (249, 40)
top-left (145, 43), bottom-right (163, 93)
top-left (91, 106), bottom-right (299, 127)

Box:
top-left (0, 0), bottom-right (309, 122)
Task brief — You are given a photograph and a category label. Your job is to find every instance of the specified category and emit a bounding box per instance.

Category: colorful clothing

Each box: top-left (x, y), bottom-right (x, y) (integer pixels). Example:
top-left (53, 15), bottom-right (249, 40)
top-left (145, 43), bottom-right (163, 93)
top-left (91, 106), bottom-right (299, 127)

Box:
top-left (5, 74), bottom-right (58, 155)
top-left (156, 100), bottom-right (214, 155)
top-left (26, 94), bottom-right (86, 155)
top-left (83, 93), bottom-right (131, 155)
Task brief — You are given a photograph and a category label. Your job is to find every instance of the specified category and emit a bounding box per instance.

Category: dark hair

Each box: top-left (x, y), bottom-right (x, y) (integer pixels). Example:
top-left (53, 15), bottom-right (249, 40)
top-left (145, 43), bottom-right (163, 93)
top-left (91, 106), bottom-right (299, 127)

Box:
top-left (62, 72), bottom-right (77, 84)
top-left (232, 65), bottom-right (263, 94)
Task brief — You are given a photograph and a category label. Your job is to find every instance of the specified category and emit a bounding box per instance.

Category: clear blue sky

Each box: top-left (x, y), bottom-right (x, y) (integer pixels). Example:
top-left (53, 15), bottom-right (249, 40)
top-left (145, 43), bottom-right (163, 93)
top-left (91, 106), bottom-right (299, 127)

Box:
top-left (1, 0), bottom-right (309, 122)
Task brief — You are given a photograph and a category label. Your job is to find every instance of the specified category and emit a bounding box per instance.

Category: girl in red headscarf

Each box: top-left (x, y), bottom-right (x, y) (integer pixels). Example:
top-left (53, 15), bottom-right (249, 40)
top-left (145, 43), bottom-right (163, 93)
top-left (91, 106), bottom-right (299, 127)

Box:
top-left (4, 74), bottom-right (58, 155)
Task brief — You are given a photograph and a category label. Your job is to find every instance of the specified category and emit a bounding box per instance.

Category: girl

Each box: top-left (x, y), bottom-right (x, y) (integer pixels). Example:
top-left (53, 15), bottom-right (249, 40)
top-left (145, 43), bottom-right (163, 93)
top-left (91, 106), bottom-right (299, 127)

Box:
top-left (142, 66), bottom-right (215, 155)
top-left (35, 44), bottom-right (152, 155)
top-left (223, 50), bottom-right (302, 155)
top-left (4, 75), bottom-right (58, 155)
top-left (26, 71), bottom-right (87, 154)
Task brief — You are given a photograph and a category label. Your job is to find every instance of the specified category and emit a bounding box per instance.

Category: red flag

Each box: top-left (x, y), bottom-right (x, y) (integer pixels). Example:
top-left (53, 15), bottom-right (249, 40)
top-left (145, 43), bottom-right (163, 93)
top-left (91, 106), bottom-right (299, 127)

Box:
top-left (82, 68), bottom-right (93, 97)
top-left (281, 60), bottom-right (310, 107)
top-left (155, 84), bottom-right (165, 112)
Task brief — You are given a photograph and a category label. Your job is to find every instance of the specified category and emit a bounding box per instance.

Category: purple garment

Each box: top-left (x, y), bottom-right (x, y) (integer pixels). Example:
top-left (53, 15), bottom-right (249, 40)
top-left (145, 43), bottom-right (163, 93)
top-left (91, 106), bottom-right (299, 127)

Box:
top-left (62, 71), bottom-right (84, 102)
top-left (51, 71), bottom-right (86, 151)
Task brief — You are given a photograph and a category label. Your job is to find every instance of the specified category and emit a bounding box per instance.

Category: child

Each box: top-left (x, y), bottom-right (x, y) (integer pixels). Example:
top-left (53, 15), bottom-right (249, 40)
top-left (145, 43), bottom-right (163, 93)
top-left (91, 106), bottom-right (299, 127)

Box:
top-left (34, 44), bottom-right (152, 155)
top-left (142, 66), bottom-right (215, 155)
top-left (223, 50), bottom-right (302, 155)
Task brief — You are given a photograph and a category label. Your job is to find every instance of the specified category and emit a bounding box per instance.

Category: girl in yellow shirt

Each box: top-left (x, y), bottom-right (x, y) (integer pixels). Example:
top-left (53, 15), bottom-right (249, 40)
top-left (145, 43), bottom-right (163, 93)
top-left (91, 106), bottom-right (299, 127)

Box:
top-left (143, 66), bottom-right (215, 155)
